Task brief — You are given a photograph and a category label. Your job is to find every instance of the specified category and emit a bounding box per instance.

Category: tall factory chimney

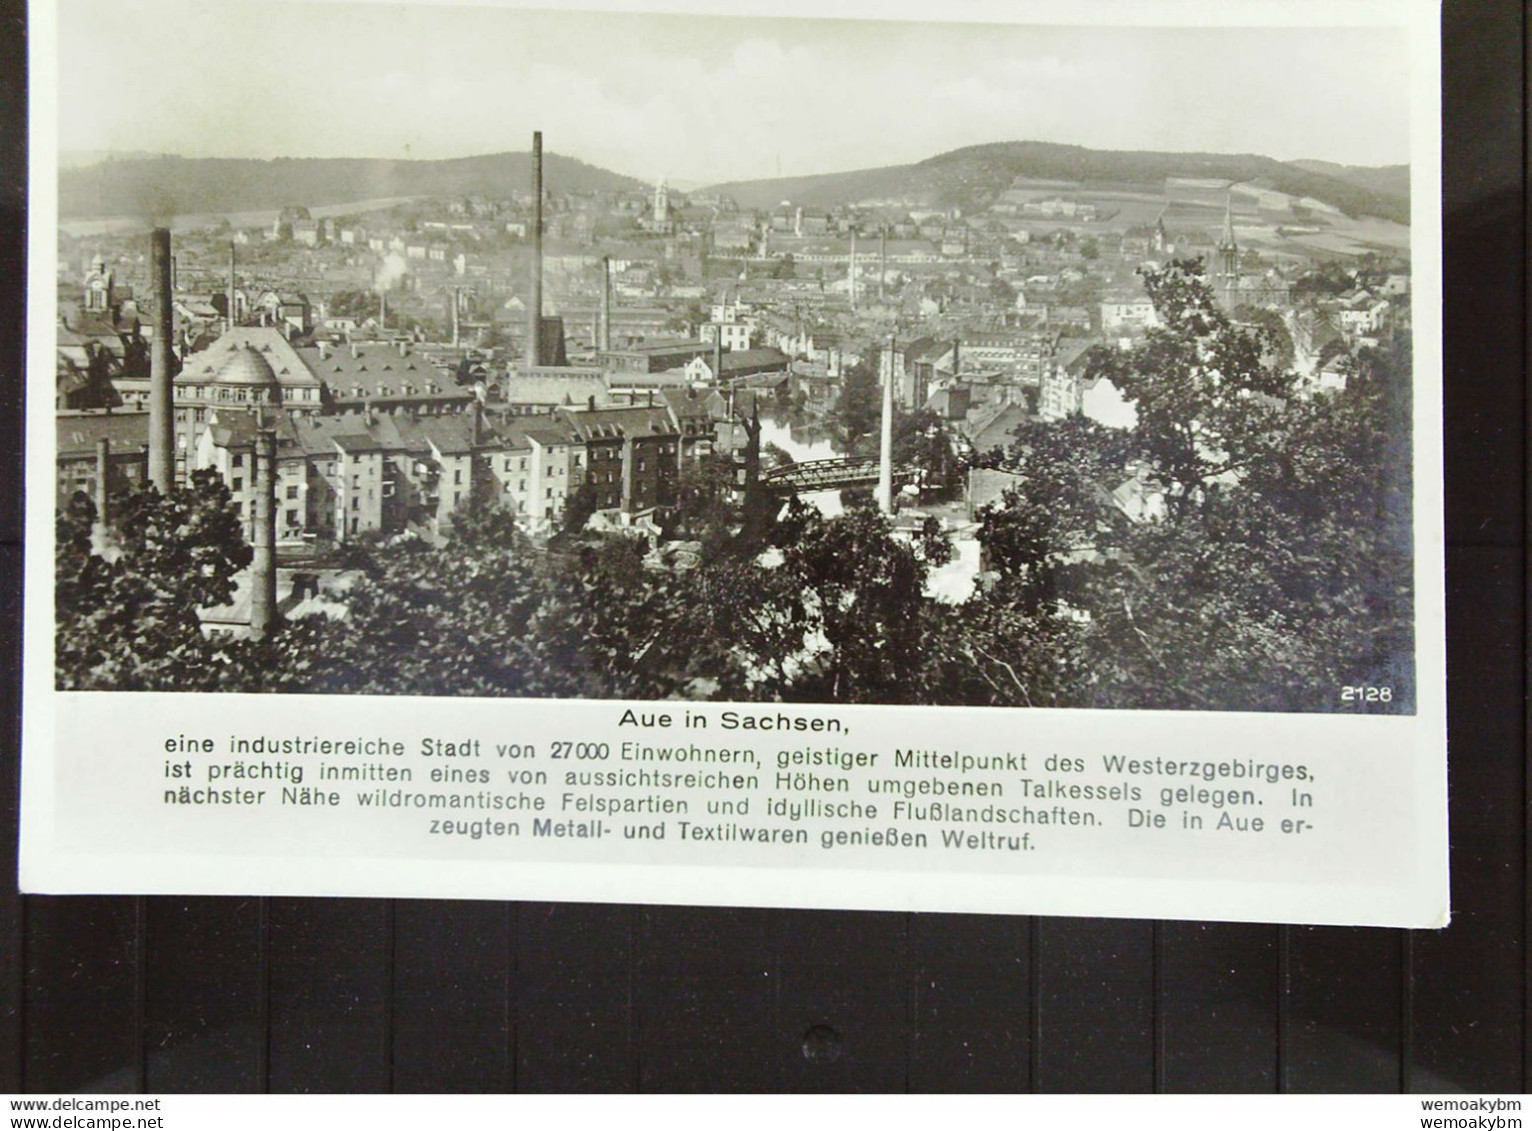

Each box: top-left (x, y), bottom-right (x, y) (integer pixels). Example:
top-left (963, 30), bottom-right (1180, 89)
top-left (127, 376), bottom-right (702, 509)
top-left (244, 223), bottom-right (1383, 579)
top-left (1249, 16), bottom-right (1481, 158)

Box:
top-left (528, 130), bottom-right (544, 368)
top-left (877, 331), bottom-right (895, 515)
top-left (148, 228), bottom-right (175, 492)
top-left (380, 290), bottom-right (387, 329)
top-left (848, 227), bottom-right (858, 312)
top-left (249, 428), bottom-right (279, 640)
top-left (450, 288), bottom-right (460, 348)
top-left (227, 242), bottom-right (237, 333)
top-left (598, 256), bottom-right (612, 352)
top-left (879, 226), bottom-right (888, 300)
top-left (93, 438), bottom-right (111, 546)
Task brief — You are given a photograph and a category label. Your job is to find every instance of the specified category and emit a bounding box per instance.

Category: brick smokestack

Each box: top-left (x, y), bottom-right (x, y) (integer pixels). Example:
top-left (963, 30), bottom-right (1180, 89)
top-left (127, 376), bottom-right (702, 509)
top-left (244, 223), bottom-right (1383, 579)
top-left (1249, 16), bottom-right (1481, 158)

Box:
top-left (249, 428), bottom-right (279, 640)
top-left (148, 228), bottom-right (175, 492)
top-left (93, 437), bottom-right (110, 540)
top-left (879, 226), bottom-right (887, 300)
top-left (529, 130), bottom-right (544, 367)
top-left (450, 287), bottom-right (460, 349)
top-left (848, 226), bottom-right (857, 312)
top-left (877, 331), bottom-right (895, 514)
top-left (227, 242), bottom-right (237, 332)
top-left (598, 255), bottom-right (611, 352)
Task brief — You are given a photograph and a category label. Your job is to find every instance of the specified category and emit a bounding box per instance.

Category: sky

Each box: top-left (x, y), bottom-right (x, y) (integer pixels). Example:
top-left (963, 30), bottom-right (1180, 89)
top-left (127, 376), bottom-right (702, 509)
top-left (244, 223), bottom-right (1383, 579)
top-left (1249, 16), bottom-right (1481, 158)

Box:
top-left (56, 0), bottom-right (1414, 185)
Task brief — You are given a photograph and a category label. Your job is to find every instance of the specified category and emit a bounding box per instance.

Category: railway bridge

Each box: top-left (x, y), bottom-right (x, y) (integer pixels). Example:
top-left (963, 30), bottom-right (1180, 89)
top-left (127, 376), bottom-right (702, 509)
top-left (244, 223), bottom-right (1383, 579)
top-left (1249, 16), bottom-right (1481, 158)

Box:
top-left (759, 457), bottom-right (917, 495)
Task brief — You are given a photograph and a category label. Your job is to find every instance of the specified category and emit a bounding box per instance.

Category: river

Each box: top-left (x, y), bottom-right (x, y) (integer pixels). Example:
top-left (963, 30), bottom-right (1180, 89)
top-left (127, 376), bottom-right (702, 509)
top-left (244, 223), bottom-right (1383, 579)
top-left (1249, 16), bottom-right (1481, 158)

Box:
top-left (755, 414), bottom-right (847, 518)
top-left (754, 412), bottom-right (980, 603)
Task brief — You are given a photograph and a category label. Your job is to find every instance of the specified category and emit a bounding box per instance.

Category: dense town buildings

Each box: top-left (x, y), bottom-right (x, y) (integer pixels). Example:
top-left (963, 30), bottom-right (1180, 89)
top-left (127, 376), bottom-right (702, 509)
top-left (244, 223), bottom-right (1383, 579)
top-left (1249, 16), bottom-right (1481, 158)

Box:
top-left (56, 160), bottom-right (1410, 565)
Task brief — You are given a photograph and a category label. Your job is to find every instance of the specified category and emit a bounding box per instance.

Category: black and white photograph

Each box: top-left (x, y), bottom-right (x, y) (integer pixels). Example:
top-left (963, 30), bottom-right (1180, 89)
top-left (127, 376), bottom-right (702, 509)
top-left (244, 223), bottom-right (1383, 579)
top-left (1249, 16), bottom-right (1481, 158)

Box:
top-left (20, 0), bottom-right (1448, 927)
top-left (48, 0), bottom-right (1420, 715)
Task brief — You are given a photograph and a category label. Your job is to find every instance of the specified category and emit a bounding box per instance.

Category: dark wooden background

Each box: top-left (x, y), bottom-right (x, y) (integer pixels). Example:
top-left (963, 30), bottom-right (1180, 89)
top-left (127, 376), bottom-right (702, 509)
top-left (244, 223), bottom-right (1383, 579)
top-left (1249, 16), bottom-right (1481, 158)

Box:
top-left (0, 1), bottom-right (1524, 1094)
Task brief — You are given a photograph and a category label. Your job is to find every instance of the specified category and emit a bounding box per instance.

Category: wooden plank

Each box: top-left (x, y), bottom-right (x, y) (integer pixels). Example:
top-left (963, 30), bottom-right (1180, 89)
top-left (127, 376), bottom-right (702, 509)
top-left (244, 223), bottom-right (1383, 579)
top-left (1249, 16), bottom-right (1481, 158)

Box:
top-left (1158, 922), bottom-right (1278, 1092)
top-left (1409, 547), bottom-right (1523, 1092)
top-left (1440, 0), bottom-right (1524, 550)
top-left (773, 909), bottom-right (908, 1092)
top-left (515, 902), bottom-right (634, 1091)
top-left (908, 912), bottom-right (1031, 1092)
top-left (24, 897), bottom-right (142, 1092)
top-left (391, 900), bottom-right (513, 1092)
top-left (266, 898), bottom-right (392, 1092)
top-left (1283, 928), bottom-right (1404, 1092)
top-left (634, 906), bottom-right (775, 1091)
top-left (143, 897), bottom-right (264, 1092)
top-left (0, 0), bottom-right (24, 544)
top-left (0, 545), bottom-right (22, 1091)
top-left (1033, 918), bottom-right (1155, 1092)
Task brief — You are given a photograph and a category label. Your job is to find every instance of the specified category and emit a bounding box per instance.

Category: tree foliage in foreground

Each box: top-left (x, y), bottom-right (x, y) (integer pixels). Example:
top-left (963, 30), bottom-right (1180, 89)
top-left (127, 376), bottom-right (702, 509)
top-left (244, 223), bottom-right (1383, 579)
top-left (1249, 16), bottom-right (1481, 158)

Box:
top-left (62, 262), bottom-right (1414, 712)
top-left (56, 472), bottom-right (318, 692)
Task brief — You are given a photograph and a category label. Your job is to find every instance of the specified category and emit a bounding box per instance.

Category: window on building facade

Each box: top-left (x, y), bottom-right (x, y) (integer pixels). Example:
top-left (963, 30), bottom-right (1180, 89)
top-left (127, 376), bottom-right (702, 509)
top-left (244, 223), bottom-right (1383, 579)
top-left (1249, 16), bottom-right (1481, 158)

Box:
top-left (232, 477), bottom-right (243, 492)
top-left (286, 485), bottom-right (298, 499)
top-left (285, 509), bottom-right (298, 526)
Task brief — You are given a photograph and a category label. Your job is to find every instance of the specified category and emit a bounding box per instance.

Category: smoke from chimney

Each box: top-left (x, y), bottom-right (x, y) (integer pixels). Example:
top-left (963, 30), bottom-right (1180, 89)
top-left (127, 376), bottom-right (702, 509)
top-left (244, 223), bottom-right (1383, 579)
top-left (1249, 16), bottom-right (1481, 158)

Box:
top-left (529, 130), bottom-right (544, 368)
top-left (374, 252), bottom-right (408, 293)
top-left (147, 228), bottom-right (175, 492)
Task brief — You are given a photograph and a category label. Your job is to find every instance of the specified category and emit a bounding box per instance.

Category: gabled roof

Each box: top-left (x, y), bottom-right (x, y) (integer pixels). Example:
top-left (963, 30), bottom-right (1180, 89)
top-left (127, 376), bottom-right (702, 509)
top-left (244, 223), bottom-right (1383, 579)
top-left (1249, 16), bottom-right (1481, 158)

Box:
top-left (414, 415), bottom-right (477, 457)
top-left (558, 405), bottom-right (679, 442)
top-left (56, 412), bottom-right (150, 458)
top-left (178, 328), bottom-right (320, 390)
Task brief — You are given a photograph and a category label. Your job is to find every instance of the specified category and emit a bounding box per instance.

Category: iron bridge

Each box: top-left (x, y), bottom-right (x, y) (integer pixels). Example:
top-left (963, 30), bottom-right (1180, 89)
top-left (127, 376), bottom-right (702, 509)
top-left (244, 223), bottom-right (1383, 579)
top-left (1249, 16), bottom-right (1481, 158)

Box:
top-left (760, 457), bottom-right (917, 494)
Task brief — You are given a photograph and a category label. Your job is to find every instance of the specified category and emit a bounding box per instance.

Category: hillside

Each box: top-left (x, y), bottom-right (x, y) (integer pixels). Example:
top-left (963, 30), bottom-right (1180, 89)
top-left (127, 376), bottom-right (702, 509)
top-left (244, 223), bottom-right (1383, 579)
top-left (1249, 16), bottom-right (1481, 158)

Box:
top-left (706, 141), bottom-right (1410, 224)
top-left (1290, 159), bottom-right (1410, 203)
top-left (58, 151), bottom-right (649, 220)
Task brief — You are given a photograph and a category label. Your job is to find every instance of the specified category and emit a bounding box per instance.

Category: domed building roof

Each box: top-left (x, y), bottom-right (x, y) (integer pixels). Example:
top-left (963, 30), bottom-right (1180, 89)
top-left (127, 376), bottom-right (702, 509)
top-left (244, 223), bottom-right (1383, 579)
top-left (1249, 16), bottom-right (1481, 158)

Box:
top-left (215, 344), bottom-right (280, 388)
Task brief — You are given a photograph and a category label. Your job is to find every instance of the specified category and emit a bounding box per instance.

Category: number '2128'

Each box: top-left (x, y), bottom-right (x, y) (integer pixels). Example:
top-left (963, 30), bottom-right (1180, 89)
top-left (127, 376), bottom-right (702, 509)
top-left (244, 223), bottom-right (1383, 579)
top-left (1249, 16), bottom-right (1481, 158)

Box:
top-left (1341, 686), bottom-right (1393, 703)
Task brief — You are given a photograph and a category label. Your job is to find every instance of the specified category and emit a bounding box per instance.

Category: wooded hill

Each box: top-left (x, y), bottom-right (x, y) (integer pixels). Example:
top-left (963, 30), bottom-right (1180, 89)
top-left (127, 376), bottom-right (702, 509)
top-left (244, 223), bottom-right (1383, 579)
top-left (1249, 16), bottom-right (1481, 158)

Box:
top-left (705, 141), bottom-right (1409, 224)
top-left (58, 151), bottom-right (649, 220)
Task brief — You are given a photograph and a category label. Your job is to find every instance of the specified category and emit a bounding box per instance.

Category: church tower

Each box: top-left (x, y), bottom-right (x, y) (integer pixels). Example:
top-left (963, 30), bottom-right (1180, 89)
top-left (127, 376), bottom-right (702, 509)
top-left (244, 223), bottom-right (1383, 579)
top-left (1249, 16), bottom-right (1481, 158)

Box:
top-left (652, 177), bottom-right (669, 225)
top-left (1215, 194), bottom-right (1239, 308)
top-left (83, 251), bottom-right (114, 314)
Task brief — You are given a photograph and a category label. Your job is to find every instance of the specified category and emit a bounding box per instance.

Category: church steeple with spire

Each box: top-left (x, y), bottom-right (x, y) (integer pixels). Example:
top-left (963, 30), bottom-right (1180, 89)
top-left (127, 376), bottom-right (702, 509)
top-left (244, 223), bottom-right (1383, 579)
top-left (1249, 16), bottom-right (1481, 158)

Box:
top-left (652, 177), bottom-right (669, 225)
top-left (1215, 193), bottom-right (1239, 308)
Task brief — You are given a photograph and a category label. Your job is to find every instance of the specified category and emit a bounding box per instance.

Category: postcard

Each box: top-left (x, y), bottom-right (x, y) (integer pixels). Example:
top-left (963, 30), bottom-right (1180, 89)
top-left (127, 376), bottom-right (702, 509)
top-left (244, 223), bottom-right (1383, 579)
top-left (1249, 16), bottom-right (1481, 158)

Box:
top-left (21, 0), bottom-right (1447, 926)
